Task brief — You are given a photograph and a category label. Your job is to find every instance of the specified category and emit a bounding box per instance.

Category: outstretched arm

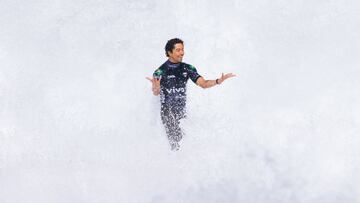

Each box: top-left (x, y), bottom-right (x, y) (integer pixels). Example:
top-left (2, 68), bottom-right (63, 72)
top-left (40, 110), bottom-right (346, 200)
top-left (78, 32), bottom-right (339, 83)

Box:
top-left (146, 76), bottom-right (161, 95)
top-left (196, 73), bottom-right (236, 89)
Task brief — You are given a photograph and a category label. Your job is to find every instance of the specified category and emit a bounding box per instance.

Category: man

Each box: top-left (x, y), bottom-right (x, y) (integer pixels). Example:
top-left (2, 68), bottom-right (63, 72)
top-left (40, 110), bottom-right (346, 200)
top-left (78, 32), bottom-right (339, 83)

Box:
top-left (146, 38), bottom-right (235, 151)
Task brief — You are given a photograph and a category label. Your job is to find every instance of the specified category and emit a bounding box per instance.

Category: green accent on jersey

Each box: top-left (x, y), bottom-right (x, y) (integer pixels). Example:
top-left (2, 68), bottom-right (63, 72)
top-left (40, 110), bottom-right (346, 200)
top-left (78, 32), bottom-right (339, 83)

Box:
top-left (154, 68), bottom-right (163, 77)
top-left (189, 65), bottom-right (197, 72)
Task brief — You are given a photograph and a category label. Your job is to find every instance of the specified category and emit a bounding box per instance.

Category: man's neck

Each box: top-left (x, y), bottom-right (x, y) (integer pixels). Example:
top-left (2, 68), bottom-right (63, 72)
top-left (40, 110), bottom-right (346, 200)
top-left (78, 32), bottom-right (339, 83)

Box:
top-left (168, 58), bottom-right (180, 64)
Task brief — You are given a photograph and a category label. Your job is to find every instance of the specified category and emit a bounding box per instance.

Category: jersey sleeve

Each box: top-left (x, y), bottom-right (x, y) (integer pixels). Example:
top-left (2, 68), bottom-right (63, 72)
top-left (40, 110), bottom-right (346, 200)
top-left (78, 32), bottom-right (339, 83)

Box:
top-left (187, 64), bottom-right (202, 83)
top-left (153, 67), bottom-right (164, 79)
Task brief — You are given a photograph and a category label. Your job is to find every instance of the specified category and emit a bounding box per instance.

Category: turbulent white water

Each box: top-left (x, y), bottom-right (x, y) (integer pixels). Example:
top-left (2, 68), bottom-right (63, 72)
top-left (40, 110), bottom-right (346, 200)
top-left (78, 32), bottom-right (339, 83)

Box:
top-left (1, 0), bottom-right (360, 202)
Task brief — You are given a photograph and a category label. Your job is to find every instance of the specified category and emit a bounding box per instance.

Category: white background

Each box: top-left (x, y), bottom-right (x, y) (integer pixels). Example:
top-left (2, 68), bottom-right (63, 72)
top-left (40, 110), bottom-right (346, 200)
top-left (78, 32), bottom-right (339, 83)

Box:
top-left (1, 0), bottom-right (360, 202)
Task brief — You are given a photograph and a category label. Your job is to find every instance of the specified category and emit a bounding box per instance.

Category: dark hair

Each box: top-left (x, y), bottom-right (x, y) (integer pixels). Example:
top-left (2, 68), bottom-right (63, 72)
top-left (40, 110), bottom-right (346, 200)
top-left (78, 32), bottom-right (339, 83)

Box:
top-left (165, 38), bottom-right (184, 57)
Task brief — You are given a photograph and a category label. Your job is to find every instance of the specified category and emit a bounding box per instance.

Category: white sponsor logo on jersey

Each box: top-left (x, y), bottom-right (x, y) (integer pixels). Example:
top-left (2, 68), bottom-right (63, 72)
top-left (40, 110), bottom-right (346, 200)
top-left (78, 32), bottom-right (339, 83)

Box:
top-left (166, 87), bottom-right (185, 94)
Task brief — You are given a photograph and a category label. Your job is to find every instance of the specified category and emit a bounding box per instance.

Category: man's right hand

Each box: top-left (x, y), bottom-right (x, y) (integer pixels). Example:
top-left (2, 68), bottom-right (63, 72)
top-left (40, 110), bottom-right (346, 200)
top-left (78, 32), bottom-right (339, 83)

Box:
top-left (146, 76), bottom-right (161, 95)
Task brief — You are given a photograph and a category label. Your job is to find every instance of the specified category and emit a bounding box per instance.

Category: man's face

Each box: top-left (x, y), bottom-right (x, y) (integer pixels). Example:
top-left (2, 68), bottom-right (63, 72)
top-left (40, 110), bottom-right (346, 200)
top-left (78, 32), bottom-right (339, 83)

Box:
top-left (168, 43), bottom-right (184, 63)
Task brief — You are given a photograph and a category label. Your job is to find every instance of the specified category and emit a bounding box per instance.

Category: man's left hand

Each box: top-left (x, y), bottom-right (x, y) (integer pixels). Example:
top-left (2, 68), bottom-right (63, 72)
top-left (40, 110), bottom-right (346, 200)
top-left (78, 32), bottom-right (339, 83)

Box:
top-left (217, 73), bottom-right (236, 84)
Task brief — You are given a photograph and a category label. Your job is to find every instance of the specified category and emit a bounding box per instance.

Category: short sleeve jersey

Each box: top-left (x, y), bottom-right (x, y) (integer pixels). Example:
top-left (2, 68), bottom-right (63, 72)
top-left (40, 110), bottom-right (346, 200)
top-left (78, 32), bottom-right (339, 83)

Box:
top-left (153, 61), bottom-right (201, 106)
